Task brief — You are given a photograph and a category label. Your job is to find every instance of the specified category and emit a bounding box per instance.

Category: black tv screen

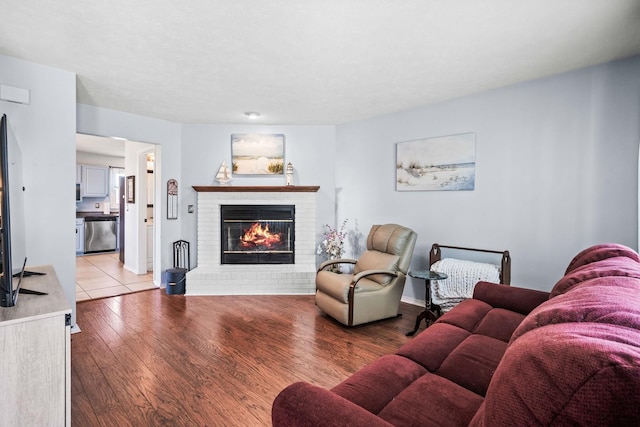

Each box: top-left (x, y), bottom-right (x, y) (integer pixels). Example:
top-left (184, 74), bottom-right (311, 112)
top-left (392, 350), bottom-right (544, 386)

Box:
top-left (0, 114), bottom-right (27, 307)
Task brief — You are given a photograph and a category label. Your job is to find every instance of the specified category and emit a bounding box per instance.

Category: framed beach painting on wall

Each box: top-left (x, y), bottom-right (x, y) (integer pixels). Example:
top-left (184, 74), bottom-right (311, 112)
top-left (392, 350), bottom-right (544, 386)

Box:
top-left (396, 133), bottom-right (476, 191)
top-left (231, 133), bottom-right (285, 175)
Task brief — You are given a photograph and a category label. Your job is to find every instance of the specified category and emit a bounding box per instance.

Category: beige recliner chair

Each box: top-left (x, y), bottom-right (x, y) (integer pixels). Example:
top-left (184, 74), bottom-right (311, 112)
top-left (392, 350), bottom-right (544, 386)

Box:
top-left (315, 224), bottom-right (417, 326)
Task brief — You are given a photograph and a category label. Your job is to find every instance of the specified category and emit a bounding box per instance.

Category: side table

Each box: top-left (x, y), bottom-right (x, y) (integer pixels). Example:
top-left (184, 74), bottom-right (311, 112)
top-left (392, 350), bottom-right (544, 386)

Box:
top-left (406, 270), bottom-right (448, 336)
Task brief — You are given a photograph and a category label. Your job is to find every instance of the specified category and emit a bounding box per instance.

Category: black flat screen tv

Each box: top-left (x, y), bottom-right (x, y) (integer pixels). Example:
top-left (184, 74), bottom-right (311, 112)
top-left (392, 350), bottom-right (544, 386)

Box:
top-left (0, 113), bottom-right (28, 307)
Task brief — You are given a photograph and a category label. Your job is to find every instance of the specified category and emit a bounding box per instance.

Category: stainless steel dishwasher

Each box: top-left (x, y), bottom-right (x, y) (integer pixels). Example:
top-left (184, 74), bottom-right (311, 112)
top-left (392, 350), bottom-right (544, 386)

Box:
top-left (84, 216), bottom-right (117, 253)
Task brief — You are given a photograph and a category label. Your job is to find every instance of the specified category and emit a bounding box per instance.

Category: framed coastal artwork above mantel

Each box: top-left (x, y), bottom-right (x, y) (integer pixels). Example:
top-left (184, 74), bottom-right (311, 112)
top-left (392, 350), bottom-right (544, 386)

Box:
top-left (231, 133), bottom-right (285, 175)
top-left (396, 132), bottom-right (476, 191)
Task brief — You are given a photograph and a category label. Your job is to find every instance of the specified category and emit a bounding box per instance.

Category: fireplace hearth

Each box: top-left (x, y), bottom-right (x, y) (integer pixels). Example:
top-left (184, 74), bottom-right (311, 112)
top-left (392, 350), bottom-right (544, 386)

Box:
top-left (221, 205), bottom-right (295, 264)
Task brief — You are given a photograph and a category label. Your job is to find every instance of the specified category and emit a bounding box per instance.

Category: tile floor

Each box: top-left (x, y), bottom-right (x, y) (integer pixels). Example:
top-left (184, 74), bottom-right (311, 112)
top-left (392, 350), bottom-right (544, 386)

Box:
top-left (76, 252), bottom-right (157, 302)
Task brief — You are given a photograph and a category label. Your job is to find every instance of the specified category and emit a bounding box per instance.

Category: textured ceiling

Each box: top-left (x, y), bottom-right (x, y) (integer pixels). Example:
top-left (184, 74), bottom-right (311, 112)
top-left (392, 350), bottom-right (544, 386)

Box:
top-left (2, 0), bottom-right (640, 125)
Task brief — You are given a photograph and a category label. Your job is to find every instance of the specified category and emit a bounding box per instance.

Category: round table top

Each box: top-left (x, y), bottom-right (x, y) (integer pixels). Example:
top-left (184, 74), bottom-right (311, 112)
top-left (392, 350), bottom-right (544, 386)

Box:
top-left (408, 270), bottom-right (448, 281)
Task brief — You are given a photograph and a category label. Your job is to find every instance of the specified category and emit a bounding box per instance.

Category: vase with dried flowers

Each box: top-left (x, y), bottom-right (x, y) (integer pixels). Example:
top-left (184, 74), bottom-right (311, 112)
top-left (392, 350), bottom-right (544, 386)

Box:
top-left (317, 219), bottom-right (348, 273)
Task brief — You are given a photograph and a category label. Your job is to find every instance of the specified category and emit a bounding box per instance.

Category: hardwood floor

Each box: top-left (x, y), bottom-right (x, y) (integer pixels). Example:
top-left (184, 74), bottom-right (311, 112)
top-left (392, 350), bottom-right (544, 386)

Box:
top-left (72, 290), bottom-right (424, 426)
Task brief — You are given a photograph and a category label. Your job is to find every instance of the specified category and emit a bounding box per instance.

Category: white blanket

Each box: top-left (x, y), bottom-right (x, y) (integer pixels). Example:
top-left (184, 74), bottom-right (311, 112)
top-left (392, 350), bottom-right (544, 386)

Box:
top-left (430, 258), bottom-right (500, 311)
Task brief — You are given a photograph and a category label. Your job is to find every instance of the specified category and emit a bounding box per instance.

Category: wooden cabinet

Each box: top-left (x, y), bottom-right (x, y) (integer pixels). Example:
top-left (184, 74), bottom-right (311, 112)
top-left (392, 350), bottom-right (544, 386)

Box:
top-left (82, 165), bottom-right (109, 197)
top-left (0, 265), bottom-right (71, 426)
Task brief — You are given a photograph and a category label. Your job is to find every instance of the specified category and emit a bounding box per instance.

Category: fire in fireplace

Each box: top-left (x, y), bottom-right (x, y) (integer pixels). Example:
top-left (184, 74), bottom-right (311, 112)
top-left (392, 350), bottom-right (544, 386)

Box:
top-left (240, 222), bottom-right (282, 248)
top-left (221, 205), bottom-right (295, 264)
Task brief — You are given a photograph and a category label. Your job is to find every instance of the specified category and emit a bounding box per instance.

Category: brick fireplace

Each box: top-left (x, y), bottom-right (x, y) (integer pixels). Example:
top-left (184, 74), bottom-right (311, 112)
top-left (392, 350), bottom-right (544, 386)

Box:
top-left (186, 186), bottom-right (319, 295)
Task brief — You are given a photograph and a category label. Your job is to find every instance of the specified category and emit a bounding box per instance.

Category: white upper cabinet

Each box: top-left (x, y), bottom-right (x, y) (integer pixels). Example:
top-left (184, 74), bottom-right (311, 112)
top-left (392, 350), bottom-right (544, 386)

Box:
top-left (82, 165), bottom-right (109, 197)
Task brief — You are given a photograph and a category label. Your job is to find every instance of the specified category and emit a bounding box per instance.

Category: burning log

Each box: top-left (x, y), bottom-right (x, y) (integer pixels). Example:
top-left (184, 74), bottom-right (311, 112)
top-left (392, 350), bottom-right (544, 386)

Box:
top-left (240, 223), bottom-right (282, 248)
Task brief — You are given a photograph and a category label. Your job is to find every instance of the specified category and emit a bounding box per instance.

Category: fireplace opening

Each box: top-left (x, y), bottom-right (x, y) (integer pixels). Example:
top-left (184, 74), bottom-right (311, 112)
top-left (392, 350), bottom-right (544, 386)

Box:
top-left (221, 205), bottom-right (295, 264)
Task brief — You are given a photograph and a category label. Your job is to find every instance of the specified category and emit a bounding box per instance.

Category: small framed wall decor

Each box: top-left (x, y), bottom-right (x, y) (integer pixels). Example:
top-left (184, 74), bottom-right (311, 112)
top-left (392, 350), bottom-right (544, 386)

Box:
top-left (126, 175), bottom-right (136, 203)
top-left (167, 179), bottom-right (178, 219)
top-left (396, 133), bottom-right (476, 191)
top-left (231, 133), bottom-right (285, 175)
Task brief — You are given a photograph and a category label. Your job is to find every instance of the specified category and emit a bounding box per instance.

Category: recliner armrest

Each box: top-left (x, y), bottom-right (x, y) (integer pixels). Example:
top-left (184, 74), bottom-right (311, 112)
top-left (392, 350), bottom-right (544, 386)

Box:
top-left (317, 258), bottom-right (357, 272)
top-left (272, 382), bottom-right (394, 427)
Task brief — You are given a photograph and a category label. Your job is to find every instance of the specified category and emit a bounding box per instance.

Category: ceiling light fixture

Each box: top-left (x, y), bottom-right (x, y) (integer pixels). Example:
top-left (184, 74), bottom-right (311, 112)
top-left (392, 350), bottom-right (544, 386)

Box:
top-left (244, 112), bottom-right (261, 119)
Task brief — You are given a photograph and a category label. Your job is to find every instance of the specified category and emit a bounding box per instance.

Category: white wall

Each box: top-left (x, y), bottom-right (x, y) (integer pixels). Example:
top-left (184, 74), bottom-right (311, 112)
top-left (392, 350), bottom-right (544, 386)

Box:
top-left (181, 124), bottom-right (337, 267)
top-left (336, 56), bottom-right (640, 298)
top-left (0, 55), bottom-right (77, 324)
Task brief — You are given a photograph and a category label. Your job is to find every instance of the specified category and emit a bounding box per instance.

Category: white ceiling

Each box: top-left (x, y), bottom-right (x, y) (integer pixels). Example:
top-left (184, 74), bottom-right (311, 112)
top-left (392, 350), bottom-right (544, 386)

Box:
top-left (2, 0), bottom-right (640, 126)
top-left (76, 133), bottom-right (125, 157)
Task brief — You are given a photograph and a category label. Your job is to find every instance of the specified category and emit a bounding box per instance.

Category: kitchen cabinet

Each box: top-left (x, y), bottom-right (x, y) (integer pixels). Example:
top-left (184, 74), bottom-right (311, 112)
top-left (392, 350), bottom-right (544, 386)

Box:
top-left (82, 165), bottom-right (109, 197)
top-left (75, 218), bottom-right (84, 254)
top-left (0, 265), bottom-right (71, 426)
top-left (76, 164), bottom-right (82, 184)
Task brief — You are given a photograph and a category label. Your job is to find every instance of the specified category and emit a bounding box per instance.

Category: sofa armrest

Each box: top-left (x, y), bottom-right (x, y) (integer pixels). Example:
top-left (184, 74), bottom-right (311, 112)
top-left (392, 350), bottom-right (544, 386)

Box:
top-left (272, 382), bottom-right (394, 427)
top-left (473, 281), bottom-right (550, 315)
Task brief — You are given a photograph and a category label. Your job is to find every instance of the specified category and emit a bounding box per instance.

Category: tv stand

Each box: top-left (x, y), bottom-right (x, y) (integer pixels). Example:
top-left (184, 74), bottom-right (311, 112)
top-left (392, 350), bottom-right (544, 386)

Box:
top-left (0, 265), bottom-right (70, 425)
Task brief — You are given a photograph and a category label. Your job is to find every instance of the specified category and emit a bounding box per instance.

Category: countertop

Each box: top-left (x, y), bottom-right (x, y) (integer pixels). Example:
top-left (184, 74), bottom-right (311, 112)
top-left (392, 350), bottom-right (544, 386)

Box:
top-left (76, 212), bottom-right (119, 219)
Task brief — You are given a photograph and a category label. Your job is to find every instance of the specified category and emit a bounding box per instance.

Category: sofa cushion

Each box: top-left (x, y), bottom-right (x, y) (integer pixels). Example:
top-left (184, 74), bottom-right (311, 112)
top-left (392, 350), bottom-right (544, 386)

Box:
top-left (435, 298), bottom-right (526, 343)
top-left (551, 257), bottom-right (640, 297)
top-left (432, 298), bottom-right (493, 332)
top-left (473, 308), bottom-right (526, 343)
top-left (331, 354), bottom-right (427, 414)
top-left (353, 250), bottom-right (400, 285)
top-left (436, 334), bottom-right (507, 396)
top-left (397, 323), bottom-right (472, 372)
top-left (395, 298), bottom-right (522, 398)
top-left (472, 323), bottom-right (640, 426)
top-left (513, 275), bottom-right (640, 343)
top-left (377, 373), bottom-right (484, 427)
top-left (564, 243), bottom-right (640, 274)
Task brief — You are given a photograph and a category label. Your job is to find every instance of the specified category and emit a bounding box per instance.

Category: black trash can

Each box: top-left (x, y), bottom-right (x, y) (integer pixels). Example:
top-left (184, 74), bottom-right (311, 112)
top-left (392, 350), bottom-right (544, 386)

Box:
top-left (165, 268), bottom-right (187, 295)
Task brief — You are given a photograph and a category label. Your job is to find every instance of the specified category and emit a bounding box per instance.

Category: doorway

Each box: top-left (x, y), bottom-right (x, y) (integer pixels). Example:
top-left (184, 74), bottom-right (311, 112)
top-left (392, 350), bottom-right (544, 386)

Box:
top-left (76, 133), bottom-right (159, 299)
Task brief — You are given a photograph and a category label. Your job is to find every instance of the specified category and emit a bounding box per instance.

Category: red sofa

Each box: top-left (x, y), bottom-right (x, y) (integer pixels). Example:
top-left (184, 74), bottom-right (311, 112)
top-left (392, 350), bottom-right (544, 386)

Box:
top-left (272, 244), bottom-right (640, 426)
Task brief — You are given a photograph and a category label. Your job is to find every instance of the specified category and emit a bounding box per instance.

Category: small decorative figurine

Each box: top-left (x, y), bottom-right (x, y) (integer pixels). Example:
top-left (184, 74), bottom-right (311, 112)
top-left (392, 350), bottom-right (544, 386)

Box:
top-left (215, 161), bottom-right (232, 185)
top-left (286, 162), bottom-right (294, 185)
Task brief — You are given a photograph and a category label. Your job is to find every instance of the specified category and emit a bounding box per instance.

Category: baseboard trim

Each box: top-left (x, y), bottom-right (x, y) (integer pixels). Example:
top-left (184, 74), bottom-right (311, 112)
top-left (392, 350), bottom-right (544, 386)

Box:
top-left (401, 296), bottom-right (424, 307)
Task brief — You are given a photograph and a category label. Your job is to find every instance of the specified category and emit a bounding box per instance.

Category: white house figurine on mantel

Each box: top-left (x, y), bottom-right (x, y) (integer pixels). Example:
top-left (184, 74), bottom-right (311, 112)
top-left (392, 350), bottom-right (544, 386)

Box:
top-left (286, 162), bottom-right (294, 185)
top-left (215, 161), bottom-right (232, 185)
